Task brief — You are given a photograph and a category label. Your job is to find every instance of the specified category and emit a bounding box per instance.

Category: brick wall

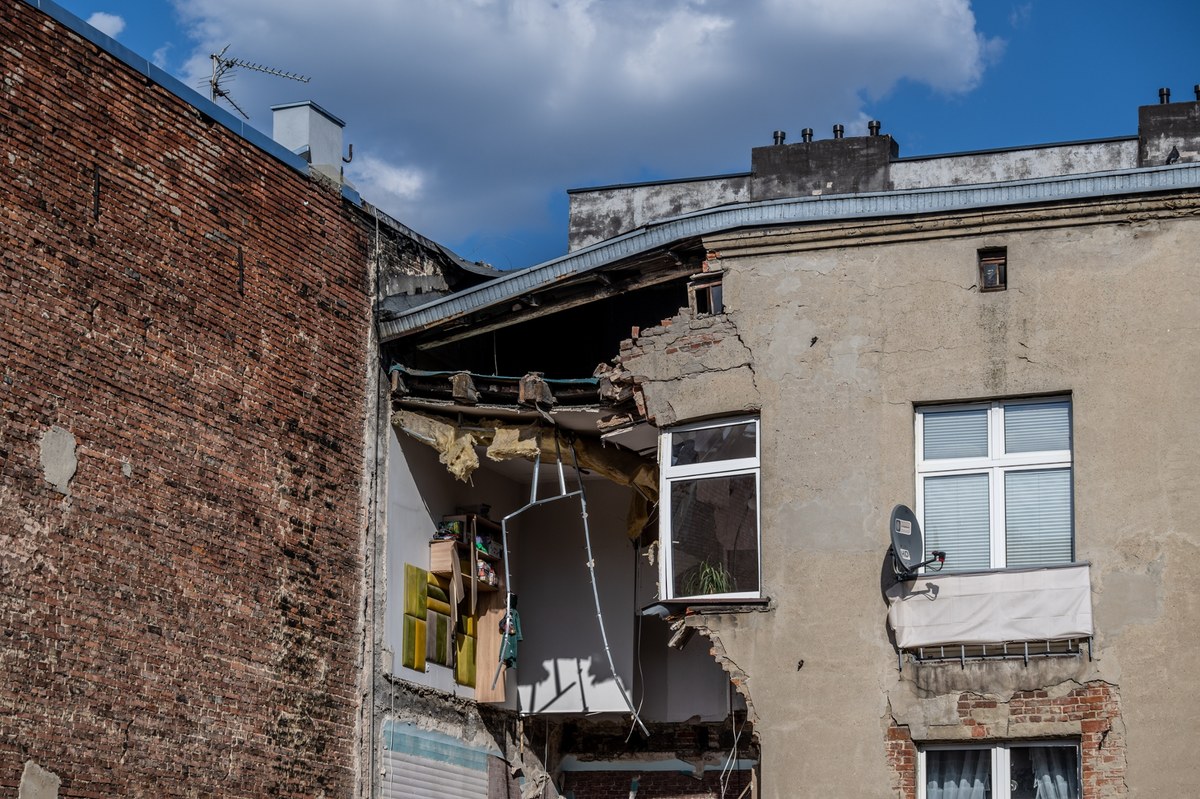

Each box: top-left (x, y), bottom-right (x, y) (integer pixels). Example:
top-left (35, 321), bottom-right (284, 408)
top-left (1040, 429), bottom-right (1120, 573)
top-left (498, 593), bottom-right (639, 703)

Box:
top-left (886, 682), bottom-right (1127, 798)
top-left (1, 2), bottom-right (373, 796)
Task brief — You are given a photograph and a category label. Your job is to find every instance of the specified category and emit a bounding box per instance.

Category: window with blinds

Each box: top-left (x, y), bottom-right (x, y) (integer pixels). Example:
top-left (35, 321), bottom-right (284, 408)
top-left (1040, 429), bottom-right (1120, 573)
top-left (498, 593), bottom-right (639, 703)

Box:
top-left (916, 398), bottom-right (1072, 572)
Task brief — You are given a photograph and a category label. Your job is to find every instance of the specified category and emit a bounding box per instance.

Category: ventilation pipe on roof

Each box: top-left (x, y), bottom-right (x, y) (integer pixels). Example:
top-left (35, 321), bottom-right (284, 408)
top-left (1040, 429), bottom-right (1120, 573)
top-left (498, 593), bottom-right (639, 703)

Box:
top-left (833, 124), bottom-right (844, 139)
top-left (868, 120), bottom-right (882, 136)
top-left (773, 130), bottom-right (786, 145)
top-left (1159, 87), bottom-right (1171, 104)
top-left (801, 128), bottom-right (813, 143)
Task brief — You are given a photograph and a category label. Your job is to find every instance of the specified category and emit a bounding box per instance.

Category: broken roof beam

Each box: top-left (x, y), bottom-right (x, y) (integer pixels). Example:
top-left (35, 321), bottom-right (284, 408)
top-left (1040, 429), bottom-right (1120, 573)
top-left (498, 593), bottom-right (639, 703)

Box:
top-left (450, 371), bottom-right (479, 405)
top-left (518, 372), bottom-right (555, 407)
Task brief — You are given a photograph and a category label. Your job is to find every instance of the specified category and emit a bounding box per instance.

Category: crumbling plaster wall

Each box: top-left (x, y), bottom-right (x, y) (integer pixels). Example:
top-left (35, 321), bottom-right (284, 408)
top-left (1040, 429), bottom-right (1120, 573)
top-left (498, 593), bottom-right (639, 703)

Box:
top-left (622, 198), bottom-right (1200, 796)
top-left (617, 309), bottom-right (761, 427)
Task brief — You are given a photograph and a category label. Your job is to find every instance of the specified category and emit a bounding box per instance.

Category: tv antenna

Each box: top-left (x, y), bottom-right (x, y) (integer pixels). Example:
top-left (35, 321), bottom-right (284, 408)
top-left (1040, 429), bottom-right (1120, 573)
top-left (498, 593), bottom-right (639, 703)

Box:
top-left (888, 504), bottom-right (946, 580)
top-left (208, 45), bottom-right (310, 120)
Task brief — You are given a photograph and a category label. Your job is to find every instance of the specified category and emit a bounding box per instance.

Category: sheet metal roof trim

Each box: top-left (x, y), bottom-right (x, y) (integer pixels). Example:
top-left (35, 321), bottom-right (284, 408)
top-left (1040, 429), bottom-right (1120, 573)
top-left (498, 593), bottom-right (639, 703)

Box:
top-left (382, 161), bottom-right (1200, 342)
top-left (26, 0), bottom-right (310, 176)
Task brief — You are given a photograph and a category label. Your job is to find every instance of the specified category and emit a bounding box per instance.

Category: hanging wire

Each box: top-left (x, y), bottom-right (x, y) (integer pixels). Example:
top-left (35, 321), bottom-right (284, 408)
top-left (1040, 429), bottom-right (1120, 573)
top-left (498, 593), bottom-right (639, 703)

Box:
top-left (719, 682), bottom-right (745, 798)
top-left (488, 429), bottom-right (647, 736)
top-left (569, 437), bottom-right (649, 737)
top-left (625, 538), bottom-right (647, 743)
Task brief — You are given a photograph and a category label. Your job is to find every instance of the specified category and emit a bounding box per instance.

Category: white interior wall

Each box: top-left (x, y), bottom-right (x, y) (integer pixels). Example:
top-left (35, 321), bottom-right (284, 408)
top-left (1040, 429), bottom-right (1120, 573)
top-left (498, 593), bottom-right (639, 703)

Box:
top-left (635, 545), bottom-right (741, 722)
top-left (384, 429), bottom-right (521, 702)
top-left (513, 479), bottom-right (638, 714)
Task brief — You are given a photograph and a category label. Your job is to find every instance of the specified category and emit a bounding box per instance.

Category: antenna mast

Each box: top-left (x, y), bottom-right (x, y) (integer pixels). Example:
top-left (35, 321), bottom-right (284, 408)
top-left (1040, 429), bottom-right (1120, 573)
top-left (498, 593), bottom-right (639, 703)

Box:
top-left (208, 45), bottom-right (310, 119)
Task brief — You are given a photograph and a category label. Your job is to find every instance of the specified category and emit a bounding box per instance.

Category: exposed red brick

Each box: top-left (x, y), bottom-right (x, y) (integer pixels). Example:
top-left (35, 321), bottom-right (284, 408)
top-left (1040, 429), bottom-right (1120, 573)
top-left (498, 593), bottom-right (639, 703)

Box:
top-left (1, 2), bottom-right (374, 796)
top-left (886, 682), bottom-right (1128, 799)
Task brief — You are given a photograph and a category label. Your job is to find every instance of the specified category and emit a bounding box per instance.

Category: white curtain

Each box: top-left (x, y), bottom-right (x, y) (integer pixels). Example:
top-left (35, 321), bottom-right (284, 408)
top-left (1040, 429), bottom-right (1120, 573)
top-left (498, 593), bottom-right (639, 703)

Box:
top-left (926, 749), bottom-right (990, 799)
top-left (1026, 746), bottom-right (1079, 799)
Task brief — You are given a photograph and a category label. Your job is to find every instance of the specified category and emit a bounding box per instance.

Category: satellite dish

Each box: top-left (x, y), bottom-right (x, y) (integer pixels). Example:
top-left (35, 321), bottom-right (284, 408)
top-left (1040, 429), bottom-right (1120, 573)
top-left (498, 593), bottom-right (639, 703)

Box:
top-left (889, 503), bottom-right (945, 580)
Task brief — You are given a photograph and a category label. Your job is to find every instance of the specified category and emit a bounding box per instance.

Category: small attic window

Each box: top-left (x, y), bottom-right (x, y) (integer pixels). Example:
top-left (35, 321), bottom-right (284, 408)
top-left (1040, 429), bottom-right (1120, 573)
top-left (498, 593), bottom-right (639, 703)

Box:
top-left (978, 248), bottom-right (1007, 292)
top-left (689, 272), bottom-right (724, 315)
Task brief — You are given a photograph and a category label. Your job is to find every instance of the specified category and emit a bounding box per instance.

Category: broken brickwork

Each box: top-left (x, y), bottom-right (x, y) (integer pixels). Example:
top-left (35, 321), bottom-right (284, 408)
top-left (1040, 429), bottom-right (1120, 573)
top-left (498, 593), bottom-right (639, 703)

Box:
top-left (606, 306), bottom-right (758, 429)
top-left (1, 2), bottom-right (376, 795)
top-left (885, 682), bottom-right (1127, 798)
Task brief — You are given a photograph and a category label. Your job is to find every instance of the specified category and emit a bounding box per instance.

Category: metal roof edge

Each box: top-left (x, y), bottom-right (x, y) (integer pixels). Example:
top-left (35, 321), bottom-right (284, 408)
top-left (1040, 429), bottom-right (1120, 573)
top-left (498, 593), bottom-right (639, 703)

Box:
top-left (381, 162), bottom-right (1200, 342)
top-left (26, 0), bottom-right (312, 177)
top-left (566, 170), bottom-right (752, 195)
top-left (892, 135), bottom-right (1137, 163)
top-left (360, 203), bottom-right (498, 278)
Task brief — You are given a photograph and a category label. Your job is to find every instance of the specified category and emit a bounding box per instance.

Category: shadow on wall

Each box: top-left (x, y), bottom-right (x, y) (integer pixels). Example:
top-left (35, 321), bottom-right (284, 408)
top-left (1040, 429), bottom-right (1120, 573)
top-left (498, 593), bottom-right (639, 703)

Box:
top-left (513, 487), bottom-right (637, 715)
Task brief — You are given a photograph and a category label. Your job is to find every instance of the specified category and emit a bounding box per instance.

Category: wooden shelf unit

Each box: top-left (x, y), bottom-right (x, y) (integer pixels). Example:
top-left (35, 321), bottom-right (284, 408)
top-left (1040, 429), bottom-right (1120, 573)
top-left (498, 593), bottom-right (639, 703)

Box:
top-left (429, 514), bottom-right (505, 615)
top-left (427, 513), bottom-right (509, 702)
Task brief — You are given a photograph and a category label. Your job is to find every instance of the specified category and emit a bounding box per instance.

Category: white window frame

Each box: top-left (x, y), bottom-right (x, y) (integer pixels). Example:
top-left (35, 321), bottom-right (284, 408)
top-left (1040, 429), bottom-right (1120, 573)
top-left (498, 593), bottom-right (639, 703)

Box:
top-left (659, 416), bottom-right (761, 600)
top-left (917, 741), bottom-right (1081, 799)
top-left (915, 397), bottom-right (1073, 571)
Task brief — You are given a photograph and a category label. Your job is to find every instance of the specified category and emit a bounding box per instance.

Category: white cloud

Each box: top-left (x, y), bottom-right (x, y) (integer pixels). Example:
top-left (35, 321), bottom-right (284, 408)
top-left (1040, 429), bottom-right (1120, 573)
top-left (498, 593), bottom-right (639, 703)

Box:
top-left (152, 43), bottom-right (172, 69)
top-left (87, 11), bottom-right (126, 38)
top-left (173, 0), bottom-right (998, 268)
top-left (345, 154), bottom-right (426, 216)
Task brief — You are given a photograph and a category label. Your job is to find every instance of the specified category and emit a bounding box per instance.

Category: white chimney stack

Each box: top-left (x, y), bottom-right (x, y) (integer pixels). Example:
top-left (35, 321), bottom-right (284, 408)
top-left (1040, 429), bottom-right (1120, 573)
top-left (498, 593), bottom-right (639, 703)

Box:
top-left (271, 101), bottom-right (346, 182)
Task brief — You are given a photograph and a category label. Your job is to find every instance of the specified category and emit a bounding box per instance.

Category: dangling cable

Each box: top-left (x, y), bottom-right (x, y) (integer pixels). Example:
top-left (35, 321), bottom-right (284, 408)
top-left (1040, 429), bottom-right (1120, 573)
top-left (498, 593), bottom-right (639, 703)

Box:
top-left (626, 539), bottom-right (647, 743)
top-left (719, 682), bottom-right (744, 797)
top-left (570, 437), bottom-right (649, 737)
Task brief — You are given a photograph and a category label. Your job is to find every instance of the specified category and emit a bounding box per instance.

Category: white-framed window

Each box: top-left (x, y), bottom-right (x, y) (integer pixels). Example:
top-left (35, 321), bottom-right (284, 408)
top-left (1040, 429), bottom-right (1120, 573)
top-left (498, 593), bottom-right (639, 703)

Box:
top-left (918, 741), bottom-right (1080, 799)
top-left (916, 397), bottom-right (1072, 572)
top-left (659, 416), bottom-right (760, 600)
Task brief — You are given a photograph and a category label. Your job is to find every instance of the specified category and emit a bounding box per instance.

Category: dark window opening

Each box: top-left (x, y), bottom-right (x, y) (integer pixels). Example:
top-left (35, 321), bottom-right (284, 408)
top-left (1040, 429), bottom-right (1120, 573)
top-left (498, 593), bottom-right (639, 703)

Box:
top-left (689, 273), bottom-right (724, 315)
top-left (978, 248), bottom-right (1007, 292)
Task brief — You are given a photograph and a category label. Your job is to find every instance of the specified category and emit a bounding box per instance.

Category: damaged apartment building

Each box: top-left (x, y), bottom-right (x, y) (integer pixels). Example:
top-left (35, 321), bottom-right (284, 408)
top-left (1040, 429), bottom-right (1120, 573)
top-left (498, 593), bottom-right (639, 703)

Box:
top-left (5, 1), bottom-right (1200, 798)
top-left (374, 97), bottom-right (1200, 797)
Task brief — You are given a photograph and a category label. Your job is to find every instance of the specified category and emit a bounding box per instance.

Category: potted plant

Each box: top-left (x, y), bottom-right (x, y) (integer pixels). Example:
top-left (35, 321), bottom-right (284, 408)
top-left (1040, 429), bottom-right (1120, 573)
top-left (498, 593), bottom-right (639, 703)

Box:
top-left (681, 558), bottom-right (736, 596)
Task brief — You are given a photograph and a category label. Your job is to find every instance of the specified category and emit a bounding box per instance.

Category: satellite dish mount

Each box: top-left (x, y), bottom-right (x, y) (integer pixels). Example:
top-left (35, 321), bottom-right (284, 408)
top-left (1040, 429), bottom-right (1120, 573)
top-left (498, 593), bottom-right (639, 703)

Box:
top-left (889, 504), bottom-right (946, 580)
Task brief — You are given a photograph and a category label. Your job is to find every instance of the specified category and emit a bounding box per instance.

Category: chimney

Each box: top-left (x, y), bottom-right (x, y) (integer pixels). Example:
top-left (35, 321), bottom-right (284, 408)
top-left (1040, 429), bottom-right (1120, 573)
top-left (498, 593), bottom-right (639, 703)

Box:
top-left (1138, 85), bottom-right (1200, 166)
top-left (271, 101), bottom-right (347, 182)
top-left (750, 121), bottom-right (899, 200)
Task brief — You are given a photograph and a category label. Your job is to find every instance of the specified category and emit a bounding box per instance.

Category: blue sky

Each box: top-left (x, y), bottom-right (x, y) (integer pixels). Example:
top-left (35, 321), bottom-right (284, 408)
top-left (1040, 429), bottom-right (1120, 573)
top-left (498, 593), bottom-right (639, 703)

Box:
top-left (54, 0), bottom-right (1200, 271)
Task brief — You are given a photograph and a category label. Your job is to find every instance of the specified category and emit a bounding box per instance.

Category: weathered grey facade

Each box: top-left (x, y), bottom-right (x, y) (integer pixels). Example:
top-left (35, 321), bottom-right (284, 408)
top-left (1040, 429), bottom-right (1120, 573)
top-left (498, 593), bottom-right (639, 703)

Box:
top-left (377, 94), bottom-right (1200, 798)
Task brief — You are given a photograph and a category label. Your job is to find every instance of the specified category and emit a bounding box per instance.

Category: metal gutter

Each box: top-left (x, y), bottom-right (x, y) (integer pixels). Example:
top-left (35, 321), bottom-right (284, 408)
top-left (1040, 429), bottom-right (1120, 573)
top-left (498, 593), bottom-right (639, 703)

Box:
top-left (382, 161), bottom-right (1200, 341)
